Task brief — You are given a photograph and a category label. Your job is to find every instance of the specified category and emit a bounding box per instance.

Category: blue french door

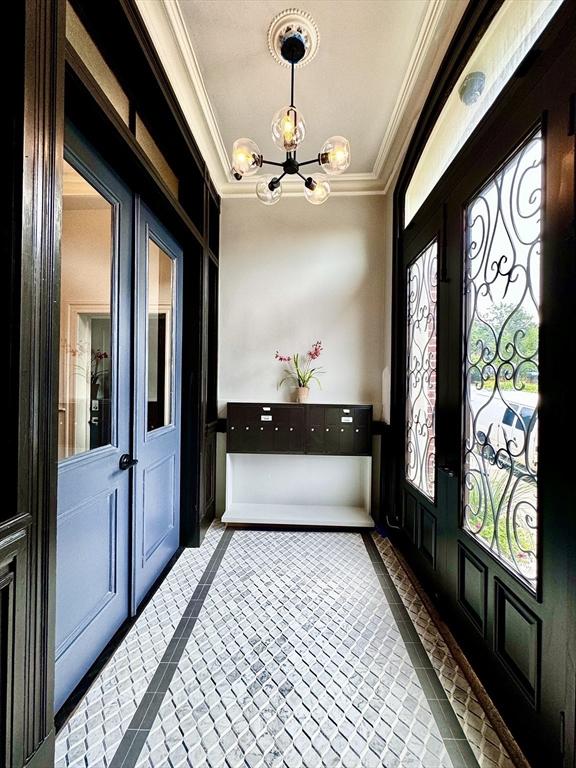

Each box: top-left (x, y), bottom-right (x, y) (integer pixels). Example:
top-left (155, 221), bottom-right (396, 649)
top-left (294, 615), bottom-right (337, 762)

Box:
top-left (132, 203), bottom-right (183, 608)
top-left (56, 131), bottom-right (183, 708)
top-left (55, 126), bottom-right (132, 710)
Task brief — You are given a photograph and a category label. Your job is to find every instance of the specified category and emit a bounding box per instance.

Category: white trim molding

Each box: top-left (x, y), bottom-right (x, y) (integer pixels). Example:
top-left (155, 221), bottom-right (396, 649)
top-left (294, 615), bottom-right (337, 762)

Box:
top-left (136, 0), bottom-right (466, 198)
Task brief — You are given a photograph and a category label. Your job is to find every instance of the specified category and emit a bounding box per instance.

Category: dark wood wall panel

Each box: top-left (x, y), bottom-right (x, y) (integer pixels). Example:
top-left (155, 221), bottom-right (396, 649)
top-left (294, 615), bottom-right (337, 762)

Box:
top-left (418, 507), bottom-right (436, 567)
top-left (457, 543), bottom-right (487, 636)
top-left (0, 533), bottom-right (28, 768)
top-left (402, 493), bottom-right (417, 543)
top-left (494, 580), bottom-right (540, 706)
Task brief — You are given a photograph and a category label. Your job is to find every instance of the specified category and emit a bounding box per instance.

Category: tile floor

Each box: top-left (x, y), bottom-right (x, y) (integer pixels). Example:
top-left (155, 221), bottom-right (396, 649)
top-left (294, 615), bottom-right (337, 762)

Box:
top-left (55, 524), bottom-right (517, 768)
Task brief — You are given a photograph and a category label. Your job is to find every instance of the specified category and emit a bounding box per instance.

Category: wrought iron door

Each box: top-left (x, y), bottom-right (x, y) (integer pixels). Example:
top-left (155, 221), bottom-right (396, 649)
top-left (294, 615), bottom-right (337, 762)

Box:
top-left (395, 12), bottom-right (576, 766)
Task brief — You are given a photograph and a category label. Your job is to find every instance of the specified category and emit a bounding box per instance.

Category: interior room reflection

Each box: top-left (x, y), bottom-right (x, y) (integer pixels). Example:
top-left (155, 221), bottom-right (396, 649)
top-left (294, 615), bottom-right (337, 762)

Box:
top-left (58, 161), bottom-right (113, 460)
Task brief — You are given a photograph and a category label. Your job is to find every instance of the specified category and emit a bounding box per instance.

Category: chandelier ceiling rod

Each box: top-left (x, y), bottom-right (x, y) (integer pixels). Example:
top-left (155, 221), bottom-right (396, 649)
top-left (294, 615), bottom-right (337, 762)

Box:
top-left (230, 10), bottom-right (351, 205)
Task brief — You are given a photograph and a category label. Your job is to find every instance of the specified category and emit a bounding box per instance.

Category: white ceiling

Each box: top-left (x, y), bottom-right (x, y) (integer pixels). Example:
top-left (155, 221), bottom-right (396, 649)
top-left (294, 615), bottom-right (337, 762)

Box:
top-left (137, 0), bottom-right (468, 196)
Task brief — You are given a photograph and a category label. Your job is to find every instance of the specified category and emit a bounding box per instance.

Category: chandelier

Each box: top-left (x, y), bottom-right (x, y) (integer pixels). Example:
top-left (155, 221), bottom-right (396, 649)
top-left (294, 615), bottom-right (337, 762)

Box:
top-left (230, 9), bottom-right (351, 205)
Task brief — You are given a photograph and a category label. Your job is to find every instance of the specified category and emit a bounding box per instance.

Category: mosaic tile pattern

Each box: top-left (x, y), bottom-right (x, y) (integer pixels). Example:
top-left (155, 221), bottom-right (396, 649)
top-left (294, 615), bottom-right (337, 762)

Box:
top-left (133, 530), bottom-right (455, 768)
top-left (55, 524), bottom-right (226, 768)
top-left (55, 525), bottom-right (517, 768)
top-left (372, 533), bottom-right (516, 768)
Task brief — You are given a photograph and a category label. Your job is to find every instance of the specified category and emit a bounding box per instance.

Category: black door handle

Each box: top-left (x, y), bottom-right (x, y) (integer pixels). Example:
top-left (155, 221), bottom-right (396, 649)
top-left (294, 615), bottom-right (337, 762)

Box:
top-left (119, 453), bottom-right (138, 470)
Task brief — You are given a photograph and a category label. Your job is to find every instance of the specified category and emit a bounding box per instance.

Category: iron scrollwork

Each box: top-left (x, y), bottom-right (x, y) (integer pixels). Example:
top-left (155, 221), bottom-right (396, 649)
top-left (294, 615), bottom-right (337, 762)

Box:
top-left (406, 240), bottom-right (438, 500)
top-left (463, 129), bottom-right (542, 590)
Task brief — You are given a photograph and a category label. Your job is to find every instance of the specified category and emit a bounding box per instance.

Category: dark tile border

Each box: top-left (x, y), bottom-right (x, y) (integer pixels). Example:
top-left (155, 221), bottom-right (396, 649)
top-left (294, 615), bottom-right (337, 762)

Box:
top-left (362, 533), bottom-right (480, 768)
top-left (108, 528), bottom-right (234, 768)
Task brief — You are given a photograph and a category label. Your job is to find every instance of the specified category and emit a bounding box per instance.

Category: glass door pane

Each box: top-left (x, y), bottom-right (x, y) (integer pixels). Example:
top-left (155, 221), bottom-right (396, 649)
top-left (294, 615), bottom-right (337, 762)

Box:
top-left (462, 129), bottom-right (542, 590)
top-left (405, 240), bottom-right (438, 500)
top-left (59, 161), bottom-right (114, 460)
top-left (147, 239), bottom-right (174, 432)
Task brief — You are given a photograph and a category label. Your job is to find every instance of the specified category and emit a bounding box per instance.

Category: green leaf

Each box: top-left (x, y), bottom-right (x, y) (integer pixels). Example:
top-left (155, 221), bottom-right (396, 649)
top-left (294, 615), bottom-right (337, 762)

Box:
top-left (277, 375), bottom-right (295, 389)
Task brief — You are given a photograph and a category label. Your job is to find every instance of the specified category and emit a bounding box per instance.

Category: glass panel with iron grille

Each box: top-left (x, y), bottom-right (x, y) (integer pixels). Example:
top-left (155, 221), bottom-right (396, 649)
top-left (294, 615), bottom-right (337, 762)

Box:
top-left (463, 129), bottom-right (542, 590)
top-left (405, 240), bottom-right (438, 500)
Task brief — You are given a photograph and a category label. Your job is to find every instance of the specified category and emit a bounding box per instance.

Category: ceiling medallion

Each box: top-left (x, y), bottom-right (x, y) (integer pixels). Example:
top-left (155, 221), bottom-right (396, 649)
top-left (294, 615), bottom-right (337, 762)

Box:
top-left (267, 8), bottom-right (320, 69)
top-left (230, 9), bottom-right (351, 206)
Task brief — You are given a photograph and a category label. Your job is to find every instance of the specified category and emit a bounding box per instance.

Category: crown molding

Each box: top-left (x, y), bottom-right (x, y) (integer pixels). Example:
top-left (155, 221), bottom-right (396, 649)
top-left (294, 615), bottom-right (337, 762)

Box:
top-left (220, 173), bottom-right (386, 199)
top-left (136, 0), bottom-right (231, 191)
top-left (373, 0), bottom-right (447, 182)
top-left (136, 0), bottom-right (466, 198)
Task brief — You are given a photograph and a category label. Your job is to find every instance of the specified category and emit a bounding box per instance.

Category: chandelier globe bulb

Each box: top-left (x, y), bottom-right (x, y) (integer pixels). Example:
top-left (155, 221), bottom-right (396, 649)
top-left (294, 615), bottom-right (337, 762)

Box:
top-left (271, 105), bottom-right (306, 152)
top-left (256, 176), bottom-right (282, 205)
top-left (304, 175), bottom-right (330, 205)
top-left (319, 136), bottom-right (351, 175)
top-left (231, 138), bottom-right (262, 177)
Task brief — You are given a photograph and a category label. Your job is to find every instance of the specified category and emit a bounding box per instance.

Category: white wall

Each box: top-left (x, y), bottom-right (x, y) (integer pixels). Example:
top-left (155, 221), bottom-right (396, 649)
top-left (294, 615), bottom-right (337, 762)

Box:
top-left (218, 194), bottom-right (387, 416)
top-left (216, 193), bottom-right (389, 517)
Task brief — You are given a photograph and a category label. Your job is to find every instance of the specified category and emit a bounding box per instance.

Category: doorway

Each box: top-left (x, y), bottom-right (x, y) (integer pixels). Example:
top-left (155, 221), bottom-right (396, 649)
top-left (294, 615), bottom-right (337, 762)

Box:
top-left (55, 125), bottom-right (183, 710)
top-left (394, 10), bottom-right (575, 764)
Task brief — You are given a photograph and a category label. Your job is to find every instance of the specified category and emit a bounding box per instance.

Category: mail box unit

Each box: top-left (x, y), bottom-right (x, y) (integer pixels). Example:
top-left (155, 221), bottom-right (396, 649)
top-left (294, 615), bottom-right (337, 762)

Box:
top-left (226, 403), bottom-right (372, 456)
top-left (227, 403), bottom-right (306, 454)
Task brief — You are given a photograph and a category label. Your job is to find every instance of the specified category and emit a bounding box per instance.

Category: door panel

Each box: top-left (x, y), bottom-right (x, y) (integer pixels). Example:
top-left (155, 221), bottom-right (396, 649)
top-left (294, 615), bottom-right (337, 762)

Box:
top-left (462, 129), bottom-right (541, 591)
top-left (133, 204), bottom-right (183, 608)
top-left (57, 490), bottom-right (120, 648)
top-left (56, 126), bottom-right (132, 710)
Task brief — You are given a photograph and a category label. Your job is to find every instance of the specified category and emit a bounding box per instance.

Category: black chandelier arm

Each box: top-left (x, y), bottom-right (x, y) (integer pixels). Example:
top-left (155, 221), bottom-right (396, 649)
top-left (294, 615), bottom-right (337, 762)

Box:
top-left (297, 157), bottom-right (321, 167)
top-left (268, 172), bottom-right (286, 190)
top-left (260, 159), bottom-right (285, 168)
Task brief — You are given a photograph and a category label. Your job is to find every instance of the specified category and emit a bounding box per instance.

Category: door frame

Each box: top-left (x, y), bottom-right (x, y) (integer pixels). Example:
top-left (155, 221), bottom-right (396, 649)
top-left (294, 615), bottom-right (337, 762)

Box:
top-left (3, 0), bottom-right (220, 763)
top-left (389, 2), bottom-right (576, 764)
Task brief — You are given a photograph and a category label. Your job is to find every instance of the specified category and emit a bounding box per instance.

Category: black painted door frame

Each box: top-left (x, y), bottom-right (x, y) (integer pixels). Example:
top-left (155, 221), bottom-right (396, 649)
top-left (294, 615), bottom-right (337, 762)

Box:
top-left (3, 0), bottom-right (220, 764)
top-left (390, 4), bottom-right (576, 765)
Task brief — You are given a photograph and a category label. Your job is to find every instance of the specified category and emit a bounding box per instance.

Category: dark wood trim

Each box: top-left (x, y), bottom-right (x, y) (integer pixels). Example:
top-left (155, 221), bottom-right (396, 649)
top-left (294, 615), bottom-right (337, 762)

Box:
top-left (69, 0), bottom-right (204, 173)
top-left (119, 0), bottom-right (205, 171)
top-left (180, 238), bottom-right (205, 548)
top-left (20, 0), bottom-right (64, 752)
top-left (24, 732), bottom-right (55, 768)
top-left (394, 0), bottom-right (503, 223)
top-left (1, 0), bottom-right (65, 765)
top-left (69, 0), bottom-right (210, 238)
top-left (65, 44), bottom-right (204, 248)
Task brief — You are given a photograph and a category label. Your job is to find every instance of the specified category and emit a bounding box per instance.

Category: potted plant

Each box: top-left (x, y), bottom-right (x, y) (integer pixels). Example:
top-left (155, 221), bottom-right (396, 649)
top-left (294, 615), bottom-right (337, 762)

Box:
top-left (275, 341), bottom-right (324, 402)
